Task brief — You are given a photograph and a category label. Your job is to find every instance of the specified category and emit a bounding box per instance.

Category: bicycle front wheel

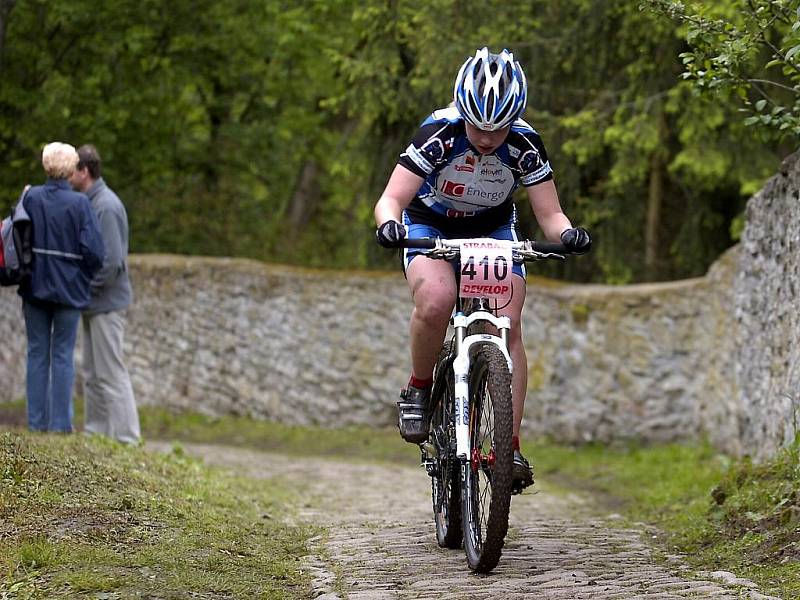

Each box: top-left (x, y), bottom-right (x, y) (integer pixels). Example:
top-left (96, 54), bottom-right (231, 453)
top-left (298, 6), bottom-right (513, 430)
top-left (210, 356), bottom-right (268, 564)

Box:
top-left (461, 342), bottom-right (514, 573)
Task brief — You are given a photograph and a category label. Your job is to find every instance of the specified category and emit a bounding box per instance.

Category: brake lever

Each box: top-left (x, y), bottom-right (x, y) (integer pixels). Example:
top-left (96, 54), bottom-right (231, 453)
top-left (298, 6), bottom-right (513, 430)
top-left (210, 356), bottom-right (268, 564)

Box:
top-left (513, 250), bottom-right (566, 262)
top-left (425, 248), bottom-right (460, 261)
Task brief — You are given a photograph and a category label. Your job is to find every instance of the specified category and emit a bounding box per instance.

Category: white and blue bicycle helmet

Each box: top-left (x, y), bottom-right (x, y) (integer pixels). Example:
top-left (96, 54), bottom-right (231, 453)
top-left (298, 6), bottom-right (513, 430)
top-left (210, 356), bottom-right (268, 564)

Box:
top-left (453, 47), bottom-right (528, 131)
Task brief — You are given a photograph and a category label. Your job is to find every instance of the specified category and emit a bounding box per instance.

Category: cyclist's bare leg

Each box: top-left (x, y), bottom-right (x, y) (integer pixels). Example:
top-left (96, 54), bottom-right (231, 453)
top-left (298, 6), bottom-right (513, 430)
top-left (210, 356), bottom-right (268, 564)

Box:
top-left (406, 256), bottom-right (458, 380)
top-left (498, 274), bottom-right (527, 439)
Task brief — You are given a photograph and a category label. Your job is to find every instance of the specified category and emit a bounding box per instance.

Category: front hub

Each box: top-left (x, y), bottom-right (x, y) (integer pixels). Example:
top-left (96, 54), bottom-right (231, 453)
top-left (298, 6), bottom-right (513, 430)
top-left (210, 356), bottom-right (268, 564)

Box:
top-left (471, 446), bottom-right (496, 473)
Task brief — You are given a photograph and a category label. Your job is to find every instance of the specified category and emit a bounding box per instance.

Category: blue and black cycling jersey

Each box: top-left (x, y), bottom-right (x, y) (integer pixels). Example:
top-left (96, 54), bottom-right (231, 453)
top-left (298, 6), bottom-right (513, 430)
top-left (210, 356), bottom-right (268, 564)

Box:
top-left (397, 106), bottom-right (553, 238)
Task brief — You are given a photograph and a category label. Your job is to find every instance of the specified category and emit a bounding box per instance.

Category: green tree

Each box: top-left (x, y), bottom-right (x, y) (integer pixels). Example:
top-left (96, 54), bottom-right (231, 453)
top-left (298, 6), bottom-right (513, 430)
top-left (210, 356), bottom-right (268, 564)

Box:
top-left (529, 0), bottom-right (780, 282)
top-left (644, 0), bottom-right (800, 138)
top-left (0, 0), bottom-right (788, 283)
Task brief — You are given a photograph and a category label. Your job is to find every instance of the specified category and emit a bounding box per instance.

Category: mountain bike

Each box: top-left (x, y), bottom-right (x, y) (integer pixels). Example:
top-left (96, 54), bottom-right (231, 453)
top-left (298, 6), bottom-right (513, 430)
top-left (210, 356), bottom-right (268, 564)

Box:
top-left (402, 236), bottom-right (570, 573)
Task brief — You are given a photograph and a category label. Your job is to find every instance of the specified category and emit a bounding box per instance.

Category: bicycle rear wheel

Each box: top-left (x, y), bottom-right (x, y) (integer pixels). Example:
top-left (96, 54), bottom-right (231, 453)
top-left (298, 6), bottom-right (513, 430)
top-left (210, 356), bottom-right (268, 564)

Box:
top-left (431, 342), bottom-right (462, 549)
top-left (461, 343), bottom-right (514, 573)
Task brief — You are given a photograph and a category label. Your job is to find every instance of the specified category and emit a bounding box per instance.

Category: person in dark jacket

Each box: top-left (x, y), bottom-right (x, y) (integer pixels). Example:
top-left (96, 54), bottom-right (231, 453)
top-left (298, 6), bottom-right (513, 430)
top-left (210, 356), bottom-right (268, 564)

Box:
top-left (20, 142), bottom-right (105, 433)
top-left (70, 144), bottom-right (139, 444)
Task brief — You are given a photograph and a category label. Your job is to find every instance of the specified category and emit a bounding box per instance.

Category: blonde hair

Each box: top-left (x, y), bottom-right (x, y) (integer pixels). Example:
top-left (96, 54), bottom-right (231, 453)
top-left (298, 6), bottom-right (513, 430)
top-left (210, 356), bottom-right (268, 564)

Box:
top-left (41, 142), bottom-right (79, 179)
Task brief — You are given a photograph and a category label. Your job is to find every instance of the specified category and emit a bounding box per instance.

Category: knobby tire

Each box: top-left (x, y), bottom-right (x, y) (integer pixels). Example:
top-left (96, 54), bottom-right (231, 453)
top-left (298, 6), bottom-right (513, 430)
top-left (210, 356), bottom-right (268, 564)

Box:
top-left (461, 342), bottom-right (514, 573)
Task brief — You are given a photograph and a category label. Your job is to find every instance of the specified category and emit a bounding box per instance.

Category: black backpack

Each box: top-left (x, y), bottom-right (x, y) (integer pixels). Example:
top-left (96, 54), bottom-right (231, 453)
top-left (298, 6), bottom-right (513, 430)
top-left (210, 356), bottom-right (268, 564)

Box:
top-left (0, 187), bottom-right (33, 287)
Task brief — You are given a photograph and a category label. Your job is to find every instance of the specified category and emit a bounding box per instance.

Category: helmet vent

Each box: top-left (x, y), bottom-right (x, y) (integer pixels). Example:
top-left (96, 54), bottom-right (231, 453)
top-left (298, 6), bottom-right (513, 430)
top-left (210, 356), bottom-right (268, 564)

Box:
top-left (468, 94), bottom-right (481, 122)
top-left (472, 62), bottom-right (482, 81)
top-left (494, 101), bottom-right (512, 125)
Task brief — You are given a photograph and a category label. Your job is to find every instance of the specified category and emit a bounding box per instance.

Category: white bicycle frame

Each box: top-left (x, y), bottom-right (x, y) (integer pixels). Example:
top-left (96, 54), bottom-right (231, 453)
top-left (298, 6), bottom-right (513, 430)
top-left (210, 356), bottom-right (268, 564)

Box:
top-left (451, 309), bottom-right (513, 460)
top-left (412, 237), bottom-right (566, 461)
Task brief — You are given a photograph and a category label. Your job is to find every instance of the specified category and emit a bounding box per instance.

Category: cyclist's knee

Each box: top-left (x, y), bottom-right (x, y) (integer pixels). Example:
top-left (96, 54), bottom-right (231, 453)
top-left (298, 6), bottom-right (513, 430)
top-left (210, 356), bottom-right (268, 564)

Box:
top-left (414, 295), bottom-right (455, 326)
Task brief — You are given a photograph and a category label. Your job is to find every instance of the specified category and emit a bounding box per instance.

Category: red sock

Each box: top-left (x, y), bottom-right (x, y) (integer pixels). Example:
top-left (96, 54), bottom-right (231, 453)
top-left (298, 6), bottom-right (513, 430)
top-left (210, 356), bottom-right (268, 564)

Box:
top-left (512, 436), bottom-right (520, 451)
top-left (409, 374), bottom-right (433, 389)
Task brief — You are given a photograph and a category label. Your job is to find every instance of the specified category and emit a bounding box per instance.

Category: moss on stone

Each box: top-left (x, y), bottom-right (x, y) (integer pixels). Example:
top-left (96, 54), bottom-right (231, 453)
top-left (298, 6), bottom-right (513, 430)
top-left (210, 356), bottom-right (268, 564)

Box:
top-left (527, 349), bottom-right (547, 391)
top-left (570, 303), bottom-right (591, 325)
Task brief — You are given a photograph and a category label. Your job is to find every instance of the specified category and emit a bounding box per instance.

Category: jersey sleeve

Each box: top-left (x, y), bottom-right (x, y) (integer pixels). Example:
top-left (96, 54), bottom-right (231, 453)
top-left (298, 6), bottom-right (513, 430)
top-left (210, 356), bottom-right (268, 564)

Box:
top-left (514, 129), bottom-right (554, 187)
top-left (397, 120), bottom-right (453, 178)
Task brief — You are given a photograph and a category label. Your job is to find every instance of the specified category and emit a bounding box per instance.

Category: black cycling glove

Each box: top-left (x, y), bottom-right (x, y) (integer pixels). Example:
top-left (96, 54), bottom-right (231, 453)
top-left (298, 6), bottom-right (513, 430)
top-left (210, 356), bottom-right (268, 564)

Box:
top-left (560, 227), bottom-right (592, 254)
top-left (376, 220), bottom-right (407, 248)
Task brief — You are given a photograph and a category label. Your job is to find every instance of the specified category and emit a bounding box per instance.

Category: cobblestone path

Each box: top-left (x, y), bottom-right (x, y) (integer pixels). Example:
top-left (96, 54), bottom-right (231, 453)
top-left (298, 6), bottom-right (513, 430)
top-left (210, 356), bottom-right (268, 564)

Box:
top-left (159, 443), bottom-right (781, 600)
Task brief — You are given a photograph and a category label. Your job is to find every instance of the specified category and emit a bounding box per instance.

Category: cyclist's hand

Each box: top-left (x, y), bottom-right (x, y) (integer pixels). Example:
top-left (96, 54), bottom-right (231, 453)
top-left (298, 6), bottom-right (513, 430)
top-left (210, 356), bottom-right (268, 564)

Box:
top-left (560, 226), bottom-right (592, 254)
top-left (376, 220), bottom-right (407, 248)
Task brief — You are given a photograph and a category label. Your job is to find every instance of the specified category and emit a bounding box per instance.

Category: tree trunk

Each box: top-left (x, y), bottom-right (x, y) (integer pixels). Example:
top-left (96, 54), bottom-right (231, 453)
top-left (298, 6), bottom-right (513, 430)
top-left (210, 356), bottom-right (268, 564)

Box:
top-left (645, 109), bottom-right (668, 281)
top-left (288, 160), bottom-right (319, 231)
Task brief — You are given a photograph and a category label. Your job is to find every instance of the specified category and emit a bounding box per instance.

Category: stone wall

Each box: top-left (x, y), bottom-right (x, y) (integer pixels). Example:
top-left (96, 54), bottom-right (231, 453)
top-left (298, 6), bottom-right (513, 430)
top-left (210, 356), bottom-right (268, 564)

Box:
top-left (519, 252), bottom-right (740, 452)
top-left (1, 152), bottom-right (797, 456)
top-left (734, 152), bottom-right (800, 457)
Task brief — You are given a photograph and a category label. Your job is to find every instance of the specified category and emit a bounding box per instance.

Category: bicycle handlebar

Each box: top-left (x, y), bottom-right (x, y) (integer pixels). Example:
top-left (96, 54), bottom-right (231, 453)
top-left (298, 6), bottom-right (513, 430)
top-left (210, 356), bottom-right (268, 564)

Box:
top-left (399, 238), bottom-right (438, 249)
top-left (398, 237), bottom-right (572, 261)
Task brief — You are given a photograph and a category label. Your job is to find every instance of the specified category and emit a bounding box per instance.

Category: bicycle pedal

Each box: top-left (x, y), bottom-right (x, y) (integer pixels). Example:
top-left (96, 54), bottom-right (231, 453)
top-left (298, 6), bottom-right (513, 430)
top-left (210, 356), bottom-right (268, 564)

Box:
top-left (423, 462), bottom-right (439, 477)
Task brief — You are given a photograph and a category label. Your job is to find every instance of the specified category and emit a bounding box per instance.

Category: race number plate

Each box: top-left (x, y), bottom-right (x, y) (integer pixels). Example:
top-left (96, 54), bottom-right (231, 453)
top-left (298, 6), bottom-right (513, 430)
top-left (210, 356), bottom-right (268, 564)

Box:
top-left (459, 238), bottom-right (513, 301)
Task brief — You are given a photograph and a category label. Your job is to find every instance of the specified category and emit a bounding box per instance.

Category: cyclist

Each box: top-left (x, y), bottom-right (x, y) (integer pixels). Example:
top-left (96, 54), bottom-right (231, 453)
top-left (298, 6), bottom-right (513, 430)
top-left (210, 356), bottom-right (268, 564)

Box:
top-left (373, 47), bottom-right (591, 491)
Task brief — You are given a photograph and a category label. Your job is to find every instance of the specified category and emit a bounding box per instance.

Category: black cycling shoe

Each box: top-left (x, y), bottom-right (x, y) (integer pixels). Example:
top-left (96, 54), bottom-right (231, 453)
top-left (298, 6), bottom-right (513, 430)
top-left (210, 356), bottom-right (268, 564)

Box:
top-left (397, 385), bottom-right (431, 444)
top-left (512, 449), bottom-right (534, 495)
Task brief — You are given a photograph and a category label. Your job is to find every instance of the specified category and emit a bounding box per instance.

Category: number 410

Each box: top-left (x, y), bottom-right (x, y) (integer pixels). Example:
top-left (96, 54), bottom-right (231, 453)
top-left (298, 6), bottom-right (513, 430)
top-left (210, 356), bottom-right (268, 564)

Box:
top-left (461, 255), bottom-right (509, 280)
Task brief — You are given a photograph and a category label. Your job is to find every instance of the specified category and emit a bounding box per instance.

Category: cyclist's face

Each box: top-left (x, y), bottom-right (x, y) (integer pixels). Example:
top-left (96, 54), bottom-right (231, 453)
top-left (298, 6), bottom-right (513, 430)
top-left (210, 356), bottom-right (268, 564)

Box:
top-left (465, 123), bottom-right (510, 155)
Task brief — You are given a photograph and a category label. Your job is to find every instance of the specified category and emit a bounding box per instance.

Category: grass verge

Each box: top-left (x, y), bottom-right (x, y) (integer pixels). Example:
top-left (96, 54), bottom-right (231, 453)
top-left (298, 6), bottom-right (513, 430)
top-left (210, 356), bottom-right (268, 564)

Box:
top-left (139, 405), bottom-right (419, 465)
top-left (0, 428), bottom-right (312, 599)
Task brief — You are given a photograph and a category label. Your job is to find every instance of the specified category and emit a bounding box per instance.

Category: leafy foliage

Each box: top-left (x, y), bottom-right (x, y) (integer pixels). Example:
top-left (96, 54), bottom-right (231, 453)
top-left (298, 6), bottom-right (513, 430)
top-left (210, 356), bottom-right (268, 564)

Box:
top-left (645, 0), bottom-right (800, 138)
top-left (0, 0), bottom-right (789, 282)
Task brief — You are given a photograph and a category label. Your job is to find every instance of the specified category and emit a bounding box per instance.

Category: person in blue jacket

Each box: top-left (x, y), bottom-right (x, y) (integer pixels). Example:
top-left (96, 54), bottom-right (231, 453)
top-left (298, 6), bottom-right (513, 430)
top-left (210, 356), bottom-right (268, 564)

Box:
top-left (19, 142), bottom-right (105, 433)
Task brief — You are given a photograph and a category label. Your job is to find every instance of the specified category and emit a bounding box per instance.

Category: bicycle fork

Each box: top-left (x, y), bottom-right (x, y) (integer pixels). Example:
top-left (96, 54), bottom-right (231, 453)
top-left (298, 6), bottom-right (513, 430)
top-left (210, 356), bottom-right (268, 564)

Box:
top-left (451, 310), bottom-right (513, 461)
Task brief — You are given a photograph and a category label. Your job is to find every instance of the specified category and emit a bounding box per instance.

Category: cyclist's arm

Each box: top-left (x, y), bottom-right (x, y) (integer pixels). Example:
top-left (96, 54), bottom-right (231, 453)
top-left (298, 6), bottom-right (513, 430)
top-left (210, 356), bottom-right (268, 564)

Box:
top-left (374, 164), bottom-right (425, 226)
top-left (525, 179), bottom-right (573, 243)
